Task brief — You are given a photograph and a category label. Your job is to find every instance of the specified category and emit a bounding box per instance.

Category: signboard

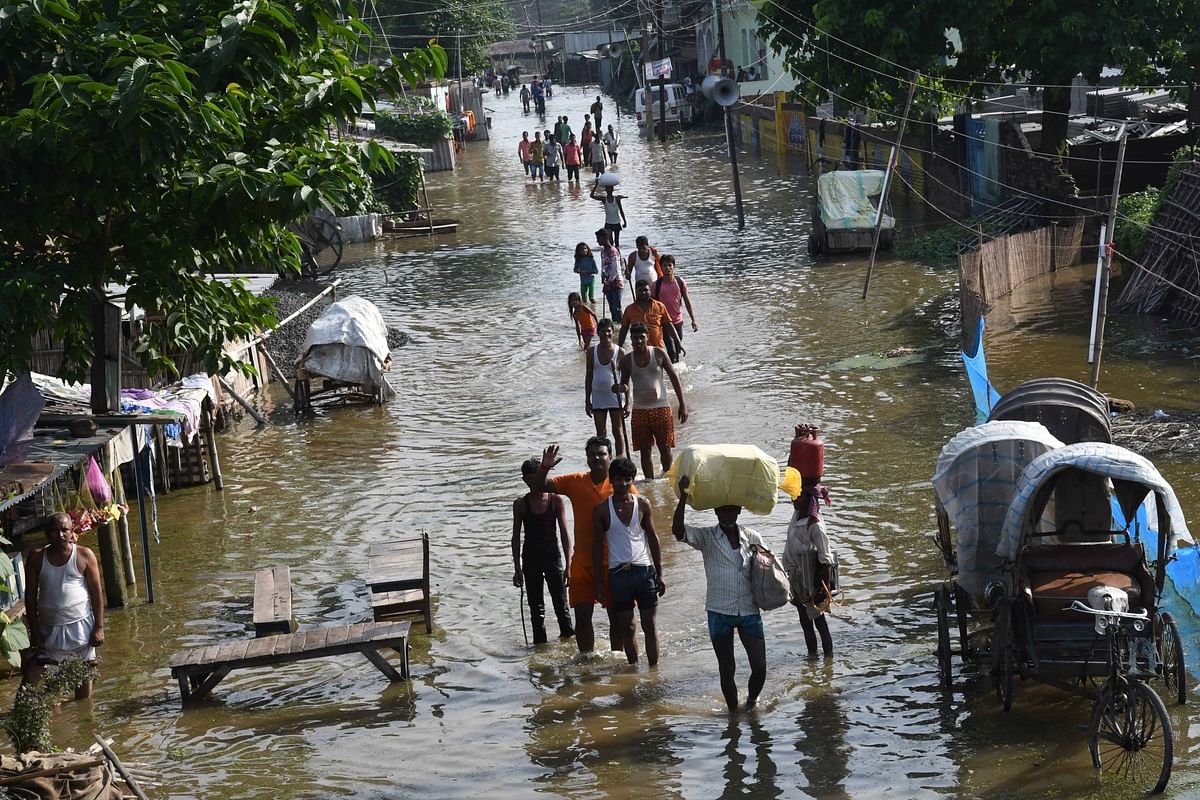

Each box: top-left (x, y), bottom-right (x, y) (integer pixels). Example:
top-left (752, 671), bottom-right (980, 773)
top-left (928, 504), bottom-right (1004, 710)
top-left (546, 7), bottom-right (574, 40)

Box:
top-left (643, 57), bottom-right (673, 80)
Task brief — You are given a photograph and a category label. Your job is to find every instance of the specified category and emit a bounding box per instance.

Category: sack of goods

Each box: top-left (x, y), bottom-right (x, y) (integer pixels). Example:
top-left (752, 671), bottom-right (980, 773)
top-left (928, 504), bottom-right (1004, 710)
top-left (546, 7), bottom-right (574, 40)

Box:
top-left (667, 444), bottom-right (779, 515)
top-left (596, 172), bottom-right (621, 187)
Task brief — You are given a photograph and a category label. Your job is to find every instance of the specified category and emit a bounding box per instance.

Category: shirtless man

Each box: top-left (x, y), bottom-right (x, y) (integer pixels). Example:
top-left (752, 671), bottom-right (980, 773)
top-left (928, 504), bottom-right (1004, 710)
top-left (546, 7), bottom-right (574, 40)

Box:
top-left (23, 513), bottom-right (104, 699)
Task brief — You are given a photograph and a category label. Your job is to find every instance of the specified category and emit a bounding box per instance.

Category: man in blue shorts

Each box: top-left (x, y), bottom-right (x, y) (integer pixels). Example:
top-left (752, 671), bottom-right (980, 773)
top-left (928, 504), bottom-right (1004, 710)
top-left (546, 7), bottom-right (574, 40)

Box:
top-left (672, 475), bottom-right (767, 711)
top-left (593, 458), bottom-right (665, 664)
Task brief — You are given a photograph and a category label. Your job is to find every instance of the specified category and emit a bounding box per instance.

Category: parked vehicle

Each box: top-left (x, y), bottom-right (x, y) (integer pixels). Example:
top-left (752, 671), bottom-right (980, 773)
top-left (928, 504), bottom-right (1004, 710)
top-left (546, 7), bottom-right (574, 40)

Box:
top-left (634, 83), bottom-right (693, 132)
top-left (807, 166), bottom-right (894, 256)
top-left (930, 380), bottom-right (1190, 795)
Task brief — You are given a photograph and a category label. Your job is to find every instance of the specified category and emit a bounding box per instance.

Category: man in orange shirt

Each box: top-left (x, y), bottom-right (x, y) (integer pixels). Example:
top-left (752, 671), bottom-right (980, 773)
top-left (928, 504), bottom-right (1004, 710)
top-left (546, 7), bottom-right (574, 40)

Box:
top-left (529, 437), bottom-right (635, 656)
top-left (618, 280), bottom-right (683, 356)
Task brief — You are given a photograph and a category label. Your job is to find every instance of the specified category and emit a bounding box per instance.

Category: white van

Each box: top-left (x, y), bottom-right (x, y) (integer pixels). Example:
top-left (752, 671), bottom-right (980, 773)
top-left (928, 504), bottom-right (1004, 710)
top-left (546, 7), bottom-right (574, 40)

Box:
top-left (634, 83), bottom-right (694, 131)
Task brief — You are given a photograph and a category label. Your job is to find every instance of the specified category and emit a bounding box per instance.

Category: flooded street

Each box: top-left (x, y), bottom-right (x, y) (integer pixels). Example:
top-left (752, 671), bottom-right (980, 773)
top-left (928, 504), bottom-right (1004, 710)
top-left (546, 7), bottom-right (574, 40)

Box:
top-left (14, 85), bottom-right (1200, 798)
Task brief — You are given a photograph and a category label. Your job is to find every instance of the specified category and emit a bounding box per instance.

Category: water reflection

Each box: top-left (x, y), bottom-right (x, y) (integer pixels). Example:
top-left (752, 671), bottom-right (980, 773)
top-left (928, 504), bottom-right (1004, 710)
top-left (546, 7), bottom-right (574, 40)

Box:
top-left (721, 715), bottom-right (781, 799)
top-left (793, 682), bottom-right (848, 799)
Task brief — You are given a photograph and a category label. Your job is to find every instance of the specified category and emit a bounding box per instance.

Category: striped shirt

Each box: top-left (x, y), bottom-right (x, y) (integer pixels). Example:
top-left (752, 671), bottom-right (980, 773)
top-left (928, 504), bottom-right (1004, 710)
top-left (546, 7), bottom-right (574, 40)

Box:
top-left (679, 524), bottom-right (764, 616)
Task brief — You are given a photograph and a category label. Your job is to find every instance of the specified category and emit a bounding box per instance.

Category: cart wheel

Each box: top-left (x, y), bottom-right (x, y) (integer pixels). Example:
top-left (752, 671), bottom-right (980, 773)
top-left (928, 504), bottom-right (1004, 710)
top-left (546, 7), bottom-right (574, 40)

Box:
top-left (954, 584), bottom-right (971, 662)
top-left (996, 645), bottom-right (1014, 711)
top-left (1157, 612), bottom-right (1187, 705)
top-left (935, 585), bottom-right (952, 688)
top-left (1088, 680), bottom-right (1173, 794)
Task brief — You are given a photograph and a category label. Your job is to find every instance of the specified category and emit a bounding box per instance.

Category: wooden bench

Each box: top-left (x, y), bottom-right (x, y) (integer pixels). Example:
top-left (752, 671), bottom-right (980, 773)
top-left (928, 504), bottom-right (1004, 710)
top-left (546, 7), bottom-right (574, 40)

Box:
top-left (367, 536), bottom-right (432, 633)
top-left (253, 565), bottom-right (293, 637)
top-left (169, 620), bottom-right (411, 703)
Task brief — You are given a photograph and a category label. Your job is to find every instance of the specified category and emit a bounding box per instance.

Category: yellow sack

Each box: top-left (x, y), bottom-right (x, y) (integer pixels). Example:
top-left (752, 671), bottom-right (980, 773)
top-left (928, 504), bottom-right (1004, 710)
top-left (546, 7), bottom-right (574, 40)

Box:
top-left (667, 444), bottom-right (780, 515)
top-left (778, 466), bottom-right (803, 500)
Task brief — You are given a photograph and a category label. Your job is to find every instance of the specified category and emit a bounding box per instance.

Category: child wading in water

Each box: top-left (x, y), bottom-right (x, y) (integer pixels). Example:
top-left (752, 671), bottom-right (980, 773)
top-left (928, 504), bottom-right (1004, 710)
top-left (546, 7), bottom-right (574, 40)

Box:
top-left (574, 243), bottom-right (599, 304)
top-left (783, 474), bottom-right (835, 657)
top-left (568, 292), bottom-right (599, 350)
top-left (511, 459), bottom-right (574, 644)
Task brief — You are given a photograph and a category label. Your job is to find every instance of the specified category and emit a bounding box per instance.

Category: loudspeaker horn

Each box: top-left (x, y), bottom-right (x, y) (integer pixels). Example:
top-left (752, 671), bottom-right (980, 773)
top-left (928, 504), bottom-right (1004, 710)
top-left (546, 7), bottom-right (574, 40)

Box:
top-left (701, 74), bottom-right (740, 107)
top-left (607, 43), bottom-right (623, 57)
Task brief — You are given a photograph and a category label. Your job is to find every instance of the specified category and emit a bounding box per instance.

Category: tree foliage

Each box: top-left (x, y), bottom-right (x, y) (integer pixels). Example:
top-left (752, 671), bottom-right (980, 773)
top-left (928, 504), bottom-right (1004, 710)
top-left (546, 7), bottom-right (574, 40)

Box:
top-left (370, 0), bottom-right (514, 76)
top-left (0, 0), bottom-right (446, 383)
top-left (758, 0), bottom-right (1181, 154)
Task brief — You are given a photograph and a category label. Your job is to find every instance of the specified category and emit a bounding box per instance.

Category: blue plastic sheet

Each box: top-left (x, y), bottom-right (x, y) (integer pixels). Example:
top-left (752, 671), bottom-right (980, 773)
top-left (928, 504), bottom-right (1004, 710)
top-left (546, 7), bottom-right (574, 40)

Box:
top-left (961, 317), bottom-right (999, 424)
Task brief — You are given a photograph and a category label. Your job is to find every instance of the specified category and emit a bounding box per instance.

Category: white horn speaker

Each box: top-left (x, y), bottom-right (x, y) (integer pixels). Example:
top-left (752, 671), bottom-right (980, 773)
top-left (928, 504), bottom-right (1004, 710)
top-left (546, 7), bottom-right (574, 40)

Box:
top-left (605, 43), bottom-right (622, 57)
top-left (701, 74), bottom-right (740, 107)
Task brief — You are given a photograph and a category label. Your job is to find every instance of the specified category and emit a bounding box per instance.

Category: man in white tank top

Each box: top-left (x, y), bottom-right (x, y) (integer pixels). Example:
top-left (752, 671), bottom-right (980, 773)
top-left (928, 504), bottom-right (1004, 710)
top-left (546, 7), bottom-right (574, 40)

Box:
top-left (617, 323), bottom-right (688, 480)
top-left (23, 513), bottom-right (104, 699)
top-left (592, 458), bottom-right (664, 664)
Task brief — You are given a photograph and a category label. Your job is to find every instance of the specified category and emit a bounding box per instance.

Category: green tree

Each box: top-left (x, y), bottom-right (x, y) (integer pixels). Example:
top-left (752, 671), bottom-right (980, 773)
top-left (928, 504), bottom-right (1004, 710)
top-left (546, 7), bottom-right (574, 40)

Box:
top-left (758, 0), bottom-right (1171, 155)
top-left (0, 0), bottom-right (446, 383)
top-left (369, 0), bottom-right (514, 76)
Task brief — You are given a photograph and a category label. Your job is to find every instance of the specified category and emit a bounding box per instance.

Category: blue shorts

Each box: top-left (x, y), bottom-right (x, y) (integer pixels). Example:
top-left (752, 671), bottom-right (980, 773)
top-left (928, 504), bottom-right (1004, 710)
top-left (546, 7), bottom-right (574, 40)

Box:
top-left (707, 611), bottom-right (764, 641)
top-left (608, 564), bottom-right (658, 612)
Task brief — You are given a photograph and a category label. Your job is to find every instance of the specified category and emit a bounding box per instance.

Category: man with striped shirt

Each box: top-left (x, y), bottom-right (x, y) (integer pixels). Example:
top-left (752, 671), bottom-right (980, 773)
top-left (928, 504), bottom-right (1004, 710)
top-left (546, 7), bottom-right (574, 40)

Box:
top-left (673, 475), bottom-right (767, 711)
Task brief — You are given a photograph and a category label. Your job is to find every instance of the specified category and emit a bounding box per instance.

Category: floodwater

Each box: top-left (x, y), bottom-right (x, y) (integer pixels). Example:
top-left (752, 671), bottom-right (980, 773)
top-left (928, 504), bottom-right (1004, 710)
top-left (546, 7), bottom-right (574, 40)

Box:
top-left (11, 86), bottom-right (1200, 799)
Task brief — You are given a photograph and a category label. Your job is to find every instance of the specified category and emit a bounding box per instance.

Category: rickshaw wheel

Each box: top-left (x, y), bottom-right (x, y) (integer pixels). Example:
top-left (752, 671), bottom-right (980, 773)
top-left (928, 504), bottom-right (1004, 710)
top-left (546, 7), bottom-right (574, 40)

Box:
top-left (996, 645), bottom-right (1014, 711)
top-left (935, 585), bottom-right (953, 688)
top-left (1157, 612), bottom-right (1187, 705)
top-left (954, 584), bottom-right (971, 660)
top-left (1088, 680), bottom-right (1173, 794)
top-left (992, 597), bottom-right (1015, 711)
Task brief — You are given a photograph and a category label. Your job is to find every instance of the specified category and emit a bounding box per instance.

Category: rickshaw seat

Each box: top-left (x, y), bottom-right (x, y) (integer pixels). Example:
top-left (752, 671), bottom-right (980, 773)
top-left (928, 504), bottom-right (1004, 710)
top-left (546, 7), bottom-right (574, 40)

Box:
top-left (1019, 543), bottom-right (1154, 622)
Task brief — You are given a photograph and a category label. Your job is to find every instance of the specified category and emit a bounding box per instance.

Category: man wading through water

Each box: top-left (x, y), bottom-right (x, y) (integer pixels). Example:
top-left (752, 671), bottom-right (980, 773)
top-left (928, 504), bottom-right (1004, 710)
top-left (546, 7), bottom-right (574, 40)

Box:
top-left (593, 458), bottom-right (664, 665)
top-left (529, 439), bottom-right (636, 656)
top-left (617, 322), bottom-right (688, 479)
top-left (511, 459), bottom-right (574, 644)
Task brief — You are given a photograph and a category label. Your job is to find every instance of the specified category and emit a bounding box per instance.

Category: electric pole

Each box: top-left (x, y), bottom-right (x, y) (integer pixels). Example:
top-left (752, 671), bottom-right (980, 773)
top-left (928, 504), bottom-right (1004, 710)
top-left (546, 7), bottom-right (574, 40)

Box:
top-left (657, 4), bottom-right (667, 143)
top-left (714, 0), bottom-right (744, 228)
top-left (535, 0), bottom-right (544, 77)
top-left (1089, 126), bottom-right (1128, 389)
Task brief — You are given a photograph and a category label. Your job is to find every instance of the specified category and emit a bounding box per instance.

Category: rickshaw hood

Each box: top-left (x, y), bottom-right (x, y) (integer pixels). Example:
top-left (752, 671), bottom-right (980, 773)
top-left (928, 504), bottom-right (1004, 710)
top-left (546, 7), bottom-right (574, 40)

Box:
top-left (996, 442), bottom-right (1193, 561)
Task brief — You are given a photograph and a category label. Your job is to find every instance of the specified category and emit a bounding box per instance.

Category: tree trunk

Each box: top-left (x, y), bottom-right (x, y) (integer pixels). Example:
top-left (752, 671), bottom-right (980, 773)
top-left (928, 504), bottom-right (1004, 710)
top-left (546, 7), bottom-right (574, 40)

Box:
top-left (1040, 85), bottom-right (1072, 157)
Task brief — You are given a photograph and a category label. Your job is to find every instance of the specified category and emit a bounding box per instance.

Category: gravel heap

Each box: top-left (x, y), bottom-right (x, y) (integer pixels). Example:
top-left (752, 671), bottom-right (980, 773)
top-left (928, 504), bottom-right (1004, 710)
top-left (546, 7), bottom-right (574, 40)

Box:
top-left (262, 280), bottom-right (408, 378)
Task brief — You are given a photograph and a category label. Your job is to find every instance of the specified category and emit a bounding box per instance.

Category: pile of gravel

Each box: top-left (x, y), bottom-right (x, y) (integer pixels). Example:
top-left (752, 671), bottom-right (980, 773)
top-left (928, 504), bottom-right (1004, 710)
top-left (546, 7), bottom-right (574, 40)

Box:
top-left (262, 280), bottom-right (408, 378)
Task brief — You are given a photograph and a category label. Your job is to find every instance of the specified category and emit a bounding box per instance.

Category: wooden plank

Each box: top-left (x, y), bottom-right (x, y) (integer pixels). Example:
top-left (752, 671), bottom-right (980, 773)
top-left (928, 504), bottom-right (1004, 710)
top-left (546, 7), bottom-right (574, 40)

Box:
top-left (342, 623), bottom-right (369, 646)
top-left (243, 635), bottom-right (278, 660)
top-left (303, 628), bottom-right (330, 652)
top-left (221, 639), bottom-right (252, 664)
top-left (371, 589), bottom-right (424, 607)
top-left (272, 565), bottom-right (292, 620)
top-left (195, 645), bottom-right (224, 666)
top-left (169, 646), bottom-right (206, 669)
top-left (325, 625), bottom-right (351, 648)
top-left (252, 568), bottom-right (275, 626)
top-left (368, 539), bottom-right (426, 556)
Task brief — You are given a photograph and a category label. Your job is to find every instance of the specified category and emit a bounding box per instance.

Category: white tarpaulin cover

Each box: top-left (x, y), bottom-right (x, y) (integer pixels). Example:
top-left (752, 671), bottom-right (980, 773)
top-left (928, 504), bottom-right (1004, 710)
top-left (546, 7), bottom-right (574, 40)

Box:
top-left (818, 170), bottom-right (896, 231)
top-left (296, 296), bottom-right (395, 399)
top-left (932, 421), bottom-right (1064, 599)
top-left (996, 442), bottom-right (1194, 561)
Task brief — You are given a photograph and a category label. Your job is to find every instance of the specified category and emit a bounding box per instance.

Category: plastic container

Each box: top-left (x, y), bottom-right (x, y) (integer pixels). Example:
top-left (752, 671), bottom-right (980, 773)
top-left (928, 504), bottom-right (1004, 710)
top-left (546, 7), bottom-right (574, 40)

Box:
top-left (788, 425), bottom-right (824, 479)
top-left (667, 444), bottom-right (779, 515)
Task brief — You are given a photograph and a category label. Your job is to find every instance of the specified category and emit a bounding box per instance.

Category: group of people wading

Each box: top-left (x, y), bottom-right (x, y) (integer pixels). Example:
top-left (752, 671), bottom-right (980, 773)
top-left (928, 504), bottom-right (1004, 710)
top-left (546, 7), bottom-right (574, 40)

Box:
top-left (510, 97), bottom-right (838, 708)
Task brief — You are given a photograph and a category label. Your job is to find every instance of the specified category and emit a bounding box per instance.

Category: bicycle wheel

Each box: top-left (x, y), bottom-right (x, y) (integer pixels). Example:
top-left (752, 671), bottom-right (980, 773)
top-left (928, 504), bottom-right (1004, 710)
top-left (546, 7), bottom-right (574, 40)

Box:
top-left (992, 598), bottom-right (1015, 711)
top-left (935, 585), bottom-right (952, 688)
top-left (1088, 680), bottom-right (1173, 794)
top-left (1157, 612), bottom-right (1187, 705)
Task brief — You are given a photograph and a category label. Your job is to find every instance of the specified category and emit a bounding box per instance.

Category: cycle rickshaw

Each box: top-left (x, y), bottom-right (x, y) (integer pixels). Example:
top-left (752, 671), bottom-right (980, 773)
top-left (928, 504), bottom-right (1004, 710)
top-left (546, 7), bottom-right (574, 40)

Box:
top-left (932, 399), bottom-right (1191, 793)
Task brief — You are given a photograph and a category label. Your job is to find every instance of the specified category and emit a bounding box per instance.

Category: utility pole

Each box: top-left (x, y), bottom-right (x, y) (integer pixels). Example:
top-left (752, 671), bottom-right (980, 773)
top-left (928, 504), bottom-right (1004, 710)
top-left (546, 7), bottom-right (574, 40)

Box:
top-left (714, 0), bottom-right (744, 228)
top-left (862, 72), bottom-right (918, 300)
top-left (656, 4), bottom-right (667, 143)
top-left (642, 26), bottom-right (653, 134)
top-left (1089, 125), bottom-right (1128, 388)
top-left (535, 0), bottom-right (544, 77)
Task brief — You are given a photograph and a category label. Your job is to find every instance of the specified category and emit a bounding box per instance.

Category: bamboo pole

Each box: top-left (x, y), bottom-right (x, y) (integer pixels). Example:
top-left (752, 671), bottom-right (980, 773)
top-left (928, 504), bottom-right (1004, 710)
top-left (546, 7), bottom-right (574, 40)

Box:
top-left (217, 377), bottom-right (268, 426)
top-left (863, 72), bottom-right (918, 299)
top-left (93, 735), bottom-right (151, 800)
top-left (1089, 126), bottom-right (1128, 388)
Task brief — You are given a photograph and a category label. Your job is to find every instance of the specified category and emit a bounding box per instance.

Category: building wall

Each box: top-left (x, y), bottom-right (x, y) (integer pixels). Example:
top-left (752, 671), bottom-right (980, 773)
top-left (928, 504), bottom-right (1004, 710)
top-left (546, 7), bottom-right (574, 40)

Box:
top-left (694, 0), bottom-right (791, 99)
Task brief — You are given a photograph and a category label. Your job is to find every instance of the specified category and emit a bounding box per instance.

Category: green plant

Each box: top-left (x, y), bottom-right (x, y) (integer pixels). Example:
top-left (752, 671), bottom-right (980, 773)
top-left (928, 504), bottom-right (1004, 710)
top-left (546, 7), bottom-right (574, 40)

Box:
top-left (369, 154), bottom-right (424, 214)
top-left (375, 111), bottom-right (454, 147)
top-left (4, 660), bottom-right (98, 753)
top-left (894, 219), bottom-right (1002, 268)
top-left (1114, 188), bottom-right (1160, 261)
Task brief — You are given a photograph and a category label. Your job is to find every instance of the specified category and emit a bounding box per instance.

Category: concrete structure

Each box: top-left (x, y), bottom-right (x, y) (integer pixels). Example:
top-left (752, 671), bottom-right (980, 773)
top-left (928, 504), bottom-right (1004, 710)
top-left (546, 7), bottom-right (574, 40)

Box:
top-left (694, 0), bottom-right (792, 98)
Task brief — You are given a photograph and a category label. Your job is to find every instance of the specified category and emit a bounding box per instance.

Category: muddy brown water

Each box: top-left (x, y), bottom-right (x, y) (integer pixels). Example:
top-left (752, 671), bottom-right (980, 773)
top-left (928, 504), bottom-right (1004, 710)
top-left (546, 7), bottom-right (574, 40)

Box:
top-left (10, 87), bottom-right (1200, 799)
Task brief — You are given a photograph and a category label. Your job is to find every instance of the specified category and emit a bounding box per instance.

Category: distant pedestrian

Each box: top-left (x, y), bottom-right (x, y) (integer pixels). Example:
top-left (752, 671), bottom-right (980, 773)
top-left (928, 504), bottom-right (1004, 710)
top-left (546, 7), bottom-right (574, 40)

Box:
top-left (672, 475), bottom-right (768, 711)
top-left (543, 133), bottom-right (563, 181)
top-left (559, 116), bottom-right (574, 144)
top-left (529, 131), bottom-right (545, 180)
top-left (596, 228), bottom-right (624, 321)
top-left (569, 292), bottom-right (599, 350)
top-left (554, 116), bottom-right (567, 144)
top-left (590, 96), bottom-right (604, 130)
top-left (590, 182), bottom-right (627, 248)
top-left (593, 457), bottom-right (664, 664)
top-left (783, 476), bottom-right (835, 657)
top-left (512, 459), bottom-right (575, 644)
top-left (581, 117), bottom-right (594, 152)
top-left (520, 84), bottom-right (531, 113)
top-left (531, 80), bottom-right (545, 114)
top-left (574, 242), bottom-right (599, 303)
top-left (543, 76), bottom-right (553, 98)
top-left (518, 131), bottom-right (532, 175)
top-left (604, 125), bottom-right (621, 165)
top-left (652, 255), bottom-right (698, 363)
top-left (590, 138), bottom-right (607, 175)
top-left (584, 319), bottom-right (629, 457)
top-left (563, 134), bottom-right (583, 182)
top-left (617, 322), bottom-right (688, 479)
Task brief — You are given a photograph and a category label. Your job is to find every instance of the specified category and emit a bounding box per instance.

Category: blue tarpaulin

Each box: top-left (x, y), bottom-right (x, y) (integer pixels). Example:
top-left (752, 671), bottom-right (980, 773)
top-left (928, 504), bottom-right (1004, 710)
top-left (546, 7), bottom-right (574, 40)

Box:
top-left (962, 317), bottom-right (999, 424)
